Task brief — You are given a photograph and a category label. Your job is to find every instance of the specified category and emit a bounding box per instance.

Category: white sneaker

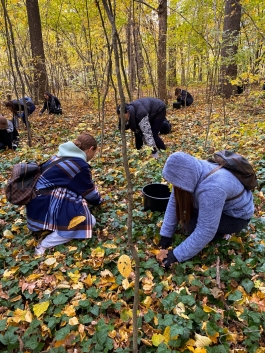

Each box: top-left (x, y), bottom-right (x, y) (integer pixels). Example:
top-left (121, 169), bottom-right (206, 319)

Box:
top-left (223, 234), bottom-right (232, 240)
top-left (35, 244), bottom-right (46, 255)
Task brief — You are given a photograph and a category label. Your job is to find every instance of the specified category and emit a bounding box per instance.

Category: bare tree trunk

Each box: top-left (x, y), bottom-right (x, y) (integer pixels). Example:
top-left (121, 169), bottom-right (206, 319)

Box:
top-left (220, 0), bottom-right (241, 98)
top-left (101, 1), bottom-right (139, 352)
top-left (1, 0), bottom-right (32, 146)
top-left (127, 3), bottom-right (136, 94)
top-left (157, 0), bottom-right (167, 103)
top-left (180, 47), bottom-right (186, 85)
top-left (25, 0), bottom-right (48, 103)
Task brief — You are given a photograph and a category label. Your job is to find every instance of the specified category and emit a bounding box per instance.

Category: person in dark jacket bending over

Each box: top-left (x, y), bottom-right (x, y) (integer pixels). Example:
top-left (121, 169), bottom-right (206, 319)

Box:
top-left (5, 97), bottom-right (36, 128)
top-left (39, 92), bottom-right (62, 116)
top-left (159, 152), bottom-right (254, 268)
top-left (117, 97), bottom-right (167, 158)
top-left (175, 88), bottom-right (193, 107)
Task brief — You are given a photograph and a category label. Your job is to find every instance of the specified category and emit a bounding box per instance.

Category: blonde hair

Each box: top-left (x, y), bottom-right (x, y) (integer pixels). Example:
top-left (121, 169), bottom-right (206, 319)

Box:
top-left (73, 133), bottom-right (97, 151)
top-left (0, 116), bottom-right (8, 130)
top-left (174, 186), bottom-right (194, 228)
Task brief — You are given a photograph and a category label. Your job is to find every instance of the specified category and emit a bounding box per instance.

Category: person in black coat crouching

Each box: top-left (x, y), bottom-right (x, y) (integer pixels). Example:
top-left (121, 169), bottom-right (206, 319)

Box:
top-left (117, 97), bottom-right (170, 158)
top-left (39, 92), bottom-right (62, 116)
top-left (175, 87), bottom-right (193, 107)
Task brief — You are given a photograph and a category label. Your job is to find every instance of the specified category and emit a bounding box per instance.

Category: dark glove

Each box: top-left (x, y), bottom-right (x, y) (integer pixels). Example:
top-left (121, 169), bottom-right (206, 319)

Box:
top-left (159, 236), bottom-right (172, 249)
top-left (163, 250), bottom-right (177, 269)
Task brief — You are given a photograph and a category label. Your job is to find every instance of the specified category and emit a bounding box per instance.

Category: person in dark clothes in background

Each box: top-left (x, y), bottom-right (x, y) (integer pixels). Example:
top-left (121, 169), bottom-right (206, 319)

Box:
top-left (4, 97), bottom-right (36, 128)
top-left (39, 92), bottom-right (62, 115)
top-left (175, 87), bottom-right (193, 107)
top-left (0, 115), bottom-right (19, 150)
top-left (117, 97), bottom-right (169, 159)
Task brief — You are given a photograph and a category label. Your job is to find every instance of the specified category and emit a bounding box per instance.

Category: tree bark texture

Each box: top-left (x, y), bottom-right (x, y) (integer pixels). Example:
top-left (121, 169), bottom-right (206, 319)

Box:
top-left (157, 0), bottom-right (167, 103)
top-left (220, 0), bottom-right (241, 98)
top-left (26, 0), bottom-right (48, 103)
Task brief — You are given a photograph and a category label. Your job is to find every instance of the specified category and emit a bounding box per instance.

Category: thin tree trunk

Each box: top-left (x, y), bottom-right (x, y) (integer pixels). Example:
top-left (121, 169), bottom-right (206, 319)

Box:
top-left (101, 2), bottom-right (140, 352)
top-left (157, 0), bottom-right (167, 103)
top-left (220, 0), bottom-right (241, 98)
top-left (25, 0), bottom-right (48, 103)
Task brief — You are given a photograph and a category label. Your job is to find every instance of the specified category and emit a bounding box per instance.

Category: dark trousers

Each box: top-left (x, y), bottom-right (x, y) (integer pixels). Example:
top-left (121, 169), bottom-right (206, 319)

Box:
top-left (187, 209), bottom-right (250, 240)
top-left (135, 107), bottom-right (166, 150)
top-left (21, 105), bottom-right (36, 125)
top-left (0, 130), bottom-right (13, 149)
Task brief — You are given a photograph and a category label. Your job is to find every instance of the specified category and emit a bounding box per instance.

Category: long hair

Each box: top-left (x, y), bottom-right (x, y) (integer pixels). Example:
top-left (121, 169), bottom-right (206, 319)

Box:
top-left (174, 186), bottom-right (194, 228)
top-left (5, 101), bottom-right (17, 114)
top-left (44, 92), bottom-right (53, 100)
top-left (175, 88), bottom-right (181, 97)
top-left (73, 133), bottom-right (97, 151)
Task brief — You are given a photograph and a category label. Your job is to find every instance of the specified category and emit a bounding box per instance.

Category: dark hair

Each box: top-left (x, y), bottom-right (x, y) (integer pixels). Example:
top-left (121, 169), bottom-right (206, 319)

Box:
top-left (116, 104), bottom-right (128, 115)
top-left (4, 101), bottom-right (17, 114)
top-left (44, 92), bottom-right (53, 99)
top-left (175, 88), bottom-right (181, 96)
top-left (73, 133), bottom-right (97, 151)
top-left (174, 186), bottom-right (194, 229)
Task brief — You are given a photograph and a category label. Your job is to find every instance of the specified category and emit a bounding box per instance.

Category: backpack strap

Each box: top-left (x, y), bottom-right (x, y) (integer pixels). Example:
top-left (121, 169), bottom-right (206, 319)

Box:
top-left (204, 165), bottom-right (245, 201)
top-left (35, 157), bottom-right (69, 195)
top-left (40, 156), bottom-right (69, 173)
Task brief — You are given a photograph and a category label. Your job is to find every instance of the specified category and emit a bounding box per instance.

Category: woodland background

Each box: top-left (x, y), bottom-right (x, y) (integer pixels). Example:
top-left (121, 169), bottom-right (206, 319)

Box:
top-left (0, 0), bottom-right (265, 353)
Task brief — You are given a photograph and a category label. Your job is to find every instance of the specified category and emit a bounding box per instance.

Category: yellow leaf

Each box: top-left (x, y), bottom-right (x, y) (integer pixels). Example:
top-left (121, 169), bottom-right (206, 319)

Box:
top-left (69, 317), bottom-right (79, 325)
top-left (67, 216), bottom-right (86, 229)
top-left (117, 254), bottom-right (132, 278)
top-left (44, 258), bottom-right (57, 266)
top-left (68, 270), bottom-right (80, 283)
top-left (11, 225), bottom-right (20, 232)
top-left (3, 266), bottom-right (19, 278)
top-left (122, 278), bottom-right (130, 290)
top-left (163, 326), bottom-right (171, 343)
top-left (3, 229), bottom-right (14, 239)
top-left (83, 274), bottom-right (96, 287)
top-left (194, 333), bottom-right (212, 348)
top-left (33, 301), bottom-right (50, 318)
top-left (91, 247), bottom-right (105, 258)
top-left (152, 333), bottom-right (165, 346)
top-left (26, 274), bottom-right (43, 281)
top-left (62, 305), bottom-right (76, 317)
top-left (142, 296), bottom-right (152, 308)
top-left (203, 305), bottom-right (217, 313)
top-left (103, 243), bottom-right (117, 249)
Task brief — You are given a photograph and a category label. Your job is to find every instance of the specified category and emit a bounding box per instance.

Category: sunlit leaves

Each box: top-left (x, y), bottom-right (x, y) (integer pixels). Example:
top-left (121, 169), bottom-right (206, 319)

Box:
top-left (117, 254), bottom-right (132, 278)
top-left (33, 301), bottom-right (50, 318)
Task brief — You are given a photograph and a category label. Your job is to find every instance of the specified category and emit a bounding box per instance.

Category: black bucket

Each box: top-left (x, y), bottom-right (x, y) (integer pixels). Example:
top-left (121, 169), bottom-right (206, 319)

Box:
top-left (142, 183), bottom-right (171, 212)
top-left (173, 101), bottom-right (181, 109)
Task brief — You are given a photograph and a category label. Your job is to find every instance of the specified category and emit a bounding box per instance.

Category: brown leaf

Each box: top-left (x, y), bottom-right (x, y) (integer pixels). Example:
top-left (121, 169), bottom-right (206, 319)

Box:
top-left (156, 249), bottom-right (168, 263)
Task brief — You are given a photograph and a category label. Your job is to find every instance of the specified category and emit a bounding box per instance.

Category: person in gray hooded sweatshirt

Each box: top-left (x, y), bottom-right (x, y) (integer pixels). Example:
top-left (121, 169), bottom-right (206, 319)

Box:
top-left (159, 152), bottom-right (254, 268)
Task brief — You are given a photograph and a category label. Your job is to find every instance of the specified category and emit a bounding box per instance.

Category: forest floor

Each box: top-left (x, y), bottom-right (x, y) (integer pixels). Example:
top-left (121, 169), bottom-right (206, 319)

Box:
top-left (0, 88), bottom-right (265, 353)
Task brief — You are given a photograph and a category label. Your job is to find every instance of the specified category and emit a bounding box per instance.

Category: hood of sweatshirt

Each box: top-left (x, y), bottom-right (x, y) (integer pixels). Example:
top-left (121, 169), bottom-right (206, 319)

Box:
top-left (57, 141), bottom-right (87, 162)
top-left (162, 152), bottom-right (203, 193)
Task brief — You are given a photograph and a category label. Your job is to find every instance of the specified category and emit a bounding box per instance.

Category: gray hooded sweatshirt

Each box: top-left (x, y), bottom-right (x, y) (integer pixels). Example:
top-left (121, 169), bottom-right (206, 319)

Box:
top-left (160, 152), bottom-right (254, 262)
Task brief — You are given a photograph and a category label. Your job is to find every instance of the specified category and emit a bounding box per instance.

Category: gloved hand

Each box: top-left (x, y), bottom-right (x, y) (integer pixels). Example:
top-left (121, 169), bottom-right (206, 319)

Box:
top-left (159, 236), bottom-right (172, 249)
top-left (163, 250), bottom-right (177, 269)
